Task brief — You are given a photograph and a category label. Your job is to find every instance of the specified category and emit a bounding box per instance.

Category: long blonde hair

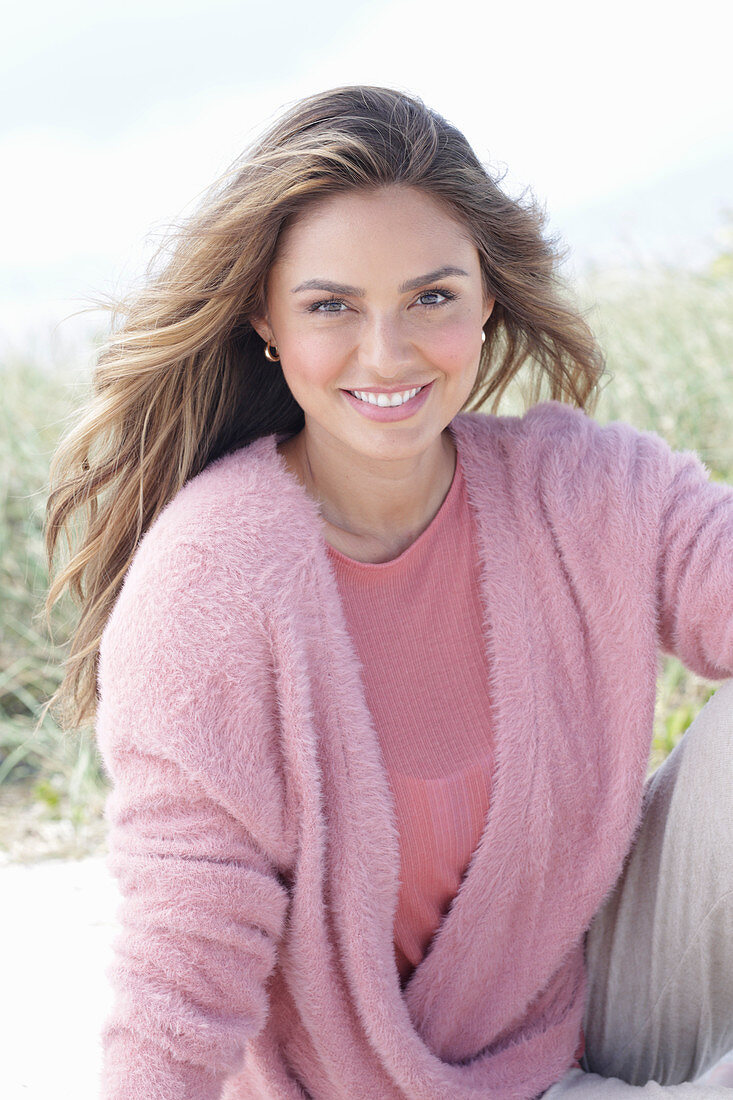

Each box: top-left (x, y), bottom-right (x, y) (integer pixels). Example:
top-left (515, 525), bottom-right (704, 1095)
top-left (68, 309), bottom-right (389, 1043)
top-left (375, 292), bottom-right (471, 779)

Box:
top-left (42, 83), bottom-right (606, 732)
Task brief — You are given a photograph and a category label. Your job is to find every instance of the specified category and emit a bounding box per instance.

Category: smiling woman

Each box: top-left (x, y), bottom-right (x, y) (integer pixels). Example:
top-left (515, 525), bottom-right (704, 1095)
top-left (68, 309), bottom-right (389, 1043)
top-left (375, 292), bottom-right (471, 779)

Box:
top-left (40, 84), bottom-right (733, 1100)
top-left (250, 185), bottom-right (495, 560)
top-left (42, 82), bottom-right (604, 726)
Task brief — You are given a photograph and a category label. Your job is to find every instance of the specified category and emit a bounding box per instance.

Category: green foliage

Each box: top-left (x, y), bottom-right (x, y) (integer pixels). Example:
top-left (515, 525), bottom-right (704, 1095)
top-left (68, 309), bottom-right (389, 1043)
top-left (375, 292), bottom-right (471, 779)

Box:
top-left (649, 657), bottom-right (718, 775)
top-left (0, 354), bottom-right (107, 859)
top-left (577, 264), bottom-right (733, 482)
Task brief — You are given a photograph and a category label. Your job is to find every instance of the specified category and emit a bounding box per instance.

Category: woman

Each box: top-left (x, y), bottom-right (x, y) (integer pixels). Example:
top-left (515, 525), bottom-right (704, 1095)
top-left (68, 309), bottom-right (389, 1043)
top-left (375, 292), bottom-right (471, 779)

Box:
top-left (43, 85), bottom-right (733, 1098)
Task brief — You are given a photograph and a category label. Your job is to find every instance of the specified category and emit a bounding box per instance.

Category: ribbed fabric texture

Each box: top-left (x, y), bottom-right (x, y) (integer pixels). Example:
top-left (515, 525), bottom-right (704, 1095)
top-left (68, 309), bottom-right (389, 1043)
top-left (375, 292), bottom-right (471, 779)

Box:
top-left (326, 450), bottom-right (496, 985)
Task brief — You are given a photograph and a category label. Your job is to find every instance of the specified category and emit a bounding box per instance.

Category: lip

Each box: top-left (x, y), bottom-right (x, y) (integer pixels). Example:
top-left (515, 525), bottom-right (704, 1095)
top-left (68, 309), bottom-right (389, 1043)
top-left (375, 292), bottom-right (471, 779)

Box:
top-left (342, 383), bottom-right (434, 394)
top-left (341, 380), bottom-right (434, 421)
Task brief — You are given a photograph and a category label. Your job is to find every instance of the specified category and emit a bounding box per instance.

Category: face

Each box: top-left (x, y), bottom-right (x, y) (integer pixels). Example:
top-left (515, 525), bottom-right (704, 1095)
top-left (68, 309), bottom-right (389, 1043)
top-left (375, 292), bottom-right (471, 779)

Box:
top-left (252, 185), bottom-right (494, 466)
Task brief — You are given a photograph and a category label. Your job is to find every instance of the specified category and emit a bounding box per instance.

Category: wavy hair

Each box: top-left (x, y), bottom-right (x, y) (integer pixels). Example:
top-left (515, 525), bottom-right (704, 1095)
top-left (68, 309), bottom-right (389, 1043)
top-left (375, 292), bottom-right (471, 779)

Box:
top-left (42, 83), bottom-right (606, 732)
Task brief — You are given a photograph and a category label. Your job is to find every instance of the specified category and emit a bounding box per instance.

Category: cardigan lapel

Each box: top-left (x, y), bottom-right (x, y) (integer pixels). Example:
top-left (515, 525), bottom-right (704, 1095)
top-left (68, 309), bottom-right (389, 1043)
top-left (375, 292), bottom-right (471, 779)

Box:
top-left (399, 412), bottom-right (580, 1058)
top-left (266, 413), bottom-right (593, 1082)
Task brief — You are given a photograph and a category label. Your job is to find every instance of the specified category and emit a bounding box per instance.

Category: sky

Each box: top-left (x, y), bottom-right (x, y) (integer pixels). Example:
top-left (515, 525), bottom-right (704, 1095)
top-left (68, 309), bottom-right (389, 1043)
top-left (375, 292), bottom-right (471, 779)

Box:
top-left (2, 0), bottom-right (732, 364)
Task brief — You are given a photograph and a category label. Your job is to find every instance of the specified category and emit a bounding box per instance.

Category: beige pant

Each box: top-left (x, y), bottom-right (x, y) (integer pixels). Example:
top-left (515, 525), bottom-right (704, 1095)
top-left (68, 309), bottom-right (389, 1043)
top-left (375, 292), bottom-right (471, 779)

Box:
top-left (543, 678), bottom-right (733, 1097)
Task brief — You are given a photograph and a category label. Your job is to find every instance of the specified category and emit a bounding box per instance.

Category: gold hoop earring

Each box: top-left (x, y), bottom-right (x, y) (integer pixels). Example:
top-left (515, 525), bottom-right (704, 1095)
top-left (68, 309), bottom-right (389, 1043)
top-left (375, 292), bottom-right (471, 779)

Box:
top-left (264, 342), bottom-right (280, 362)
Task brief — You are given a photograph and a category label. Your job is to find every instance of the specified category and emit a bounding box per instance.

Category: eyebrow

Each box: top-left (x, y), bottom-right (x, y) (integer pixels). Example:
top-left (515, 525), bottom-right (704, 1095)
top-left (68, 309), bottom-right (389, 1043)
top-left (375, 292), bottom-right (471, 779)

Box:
top-left (291, 265), bottom-right (470, 296)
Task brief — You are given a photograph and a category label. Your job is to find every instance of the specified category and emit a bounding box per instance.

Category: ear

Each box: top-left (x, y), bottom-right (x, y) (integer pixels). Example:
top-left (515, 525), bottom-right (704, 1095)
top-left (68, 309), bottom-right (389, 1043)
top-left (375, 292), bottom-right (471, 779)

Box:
top-left (250, 316), bottom-right (274, 345)
top-left (482, 296), bottom-right (496, 327)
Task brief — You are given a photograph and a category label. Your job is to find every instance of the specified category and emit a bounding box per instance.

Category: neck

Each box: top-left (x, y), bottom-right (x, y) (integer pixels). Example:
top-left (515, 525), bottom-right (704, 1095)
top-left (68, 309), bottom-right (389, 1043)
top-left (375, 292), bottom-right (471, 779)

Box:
top-left (279, 427), bottom-right (457, 560)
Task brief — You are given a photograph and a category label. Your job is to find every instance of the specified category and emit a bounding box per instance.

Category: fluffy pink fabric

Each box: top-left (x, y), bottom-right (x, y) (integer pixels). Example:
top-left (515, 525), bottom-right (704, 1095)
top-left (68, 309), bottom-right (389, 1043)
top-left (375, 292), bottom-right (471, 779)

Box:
top-left (96, 401), bottom-right (733, 1099)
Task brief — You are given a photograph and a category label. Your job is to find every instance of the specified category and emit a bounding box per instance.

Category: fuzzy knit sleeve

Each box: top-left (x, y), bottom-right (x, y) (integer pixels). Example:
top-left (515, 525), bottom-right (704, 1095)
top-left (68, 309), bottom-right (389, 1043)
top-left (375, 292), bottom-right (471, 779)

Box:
top-left (655, 441), bottom-right (733, 680)
top-left (95, 536), bottom-right (292, 1100)
top-left (526, 401), bottom-right (733, 680)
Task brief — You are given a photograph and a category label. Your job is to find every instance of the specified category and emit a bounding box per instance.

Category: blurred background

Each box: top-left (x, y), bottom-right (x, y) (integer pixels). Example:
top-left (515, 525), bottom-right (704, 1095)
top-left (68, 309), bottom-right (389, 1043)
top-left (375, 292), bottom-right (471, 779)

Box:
top-left (1, 0), bottom-right (732, 1091)
top-left (6, 0), bottom-right (732, 857)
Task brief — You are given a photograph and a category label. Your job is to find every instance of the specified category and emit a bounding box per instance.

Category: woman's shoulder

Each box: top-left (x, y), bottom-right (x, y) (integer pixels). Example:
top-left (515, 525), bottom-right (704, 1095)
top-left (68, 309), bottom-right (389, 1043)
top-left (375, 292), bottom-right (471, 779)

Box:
top-left (455, 399), bottom-right (642, 453)
top-left (452, 400), bottom-right (595, 462)
top-left (459, 399), bottom-right (681, 456)
top-left (453, 401), bottom-right (690, 511)
top-left (151, 433), bottom-right (296, 532)
top-left (105, 433), bottom-right (323, 644)
top-left (135, 433), bottom-right (321, 573)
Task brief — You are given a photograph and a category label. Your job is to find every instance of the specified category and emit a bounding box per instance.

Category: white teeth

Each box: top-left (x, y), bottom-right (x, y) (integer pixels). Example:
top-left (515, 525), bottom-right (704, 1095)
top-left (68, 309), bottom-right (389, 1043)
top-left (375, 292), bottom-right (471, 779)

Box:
top-left (351, 386), bottom-right (423, 407)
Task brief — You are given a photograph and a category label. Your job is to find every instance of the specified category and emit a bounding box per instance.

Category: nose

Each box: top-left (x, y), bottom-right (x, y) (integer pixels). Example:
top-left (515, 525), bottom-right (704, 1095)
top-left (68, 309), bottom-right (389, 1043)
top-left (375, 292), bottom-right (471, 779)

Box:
top-left (356, 315), bottom-right (415, 381)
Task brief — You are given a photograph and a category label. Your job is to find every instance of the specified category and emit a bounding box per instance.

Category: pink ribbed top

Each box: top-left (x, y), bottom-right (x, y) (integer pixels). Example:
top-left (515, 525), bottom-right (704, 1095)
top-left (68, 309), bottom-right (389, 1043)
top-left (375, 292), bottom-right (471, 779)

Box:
top-left (325, 447), bottom-right (496, 988)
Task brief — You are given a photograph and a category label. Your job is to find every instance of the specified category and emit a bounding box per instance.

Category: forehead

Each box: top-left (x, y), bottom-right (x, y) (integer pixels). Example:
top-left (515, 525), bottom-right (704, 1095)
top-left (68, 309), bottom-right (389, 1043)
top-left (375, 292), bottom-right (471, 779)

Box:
top-left (274, 185), bottom-right (476, 267)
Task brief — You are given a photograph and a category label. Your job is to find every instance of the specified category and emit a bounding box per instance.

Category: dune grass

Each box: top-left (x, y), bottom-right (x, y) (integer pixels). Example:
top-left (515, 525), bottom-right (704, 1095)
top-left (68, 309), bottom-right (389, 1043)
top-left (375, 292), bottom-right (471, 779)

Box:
top-left (1, 261), bottom-right (731, 861)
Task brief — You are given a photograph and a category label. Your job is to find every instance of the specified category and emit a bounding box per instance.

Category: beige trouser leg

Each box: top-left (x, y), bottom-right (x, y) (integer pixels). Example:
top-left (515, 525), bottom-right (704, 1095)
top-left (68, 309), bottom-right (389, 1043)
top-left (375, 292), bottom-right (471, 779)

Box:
top-left (543, 678), bottom-right (733, 1097)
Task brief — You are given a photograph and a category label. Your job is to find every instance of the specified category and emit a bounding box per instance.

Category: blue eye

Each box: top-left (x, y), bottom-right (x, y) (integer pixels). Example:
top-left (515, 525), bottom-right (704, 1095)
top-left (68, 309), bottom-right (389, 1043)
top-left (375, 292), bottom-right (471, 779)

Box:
top-left (308, 297), bottom-right (347, 313)
top-left (417, 288), bottom-right (455, 307)
top-left (306, 286), bottom-right (457, 314)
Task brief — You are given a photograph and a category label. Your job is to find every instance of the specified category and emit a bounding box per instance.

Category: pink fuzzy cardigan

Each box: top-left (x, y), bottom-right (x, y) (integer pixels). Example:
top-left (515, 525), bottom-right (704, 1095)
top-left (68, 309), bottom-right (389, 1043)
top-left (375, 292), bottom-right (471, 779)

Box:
top-left (96, 400), bottom-right (733, 1100)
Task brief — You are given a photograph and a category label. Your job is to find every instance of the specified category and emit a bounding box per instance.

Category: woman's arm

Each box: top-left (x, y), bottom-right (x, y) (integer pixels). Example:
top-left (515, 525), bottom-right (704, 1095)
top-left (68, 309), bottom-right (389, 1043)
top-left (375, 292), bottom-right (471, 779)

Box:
top-left (531, 401), bottom-right (733, 679)
top-left (655, 443), bottom-right (733, 680)
top-left (96, 540), bottom-right (291, 1100)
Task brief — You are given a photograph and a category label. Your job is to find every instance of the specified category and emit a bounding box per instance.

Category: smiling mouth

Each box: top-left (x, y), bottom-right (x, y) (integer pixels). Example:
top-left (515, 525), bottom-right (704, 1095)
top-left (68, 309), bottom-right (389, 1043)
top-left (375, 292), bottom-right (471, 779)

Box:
top-left (344, 384), bottom-right (430, 407)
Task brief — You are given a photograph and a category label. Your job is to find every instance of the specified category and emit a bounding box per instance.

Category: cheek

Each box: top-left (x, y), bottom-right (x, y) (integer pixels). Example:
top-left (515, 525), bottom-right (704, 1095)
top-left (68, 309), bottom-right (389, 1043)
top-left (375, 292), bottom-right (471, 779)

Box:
top-left (281, 347), bottom-right (344, 397)
top-left (423, 318), bottom-right (480, 371)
